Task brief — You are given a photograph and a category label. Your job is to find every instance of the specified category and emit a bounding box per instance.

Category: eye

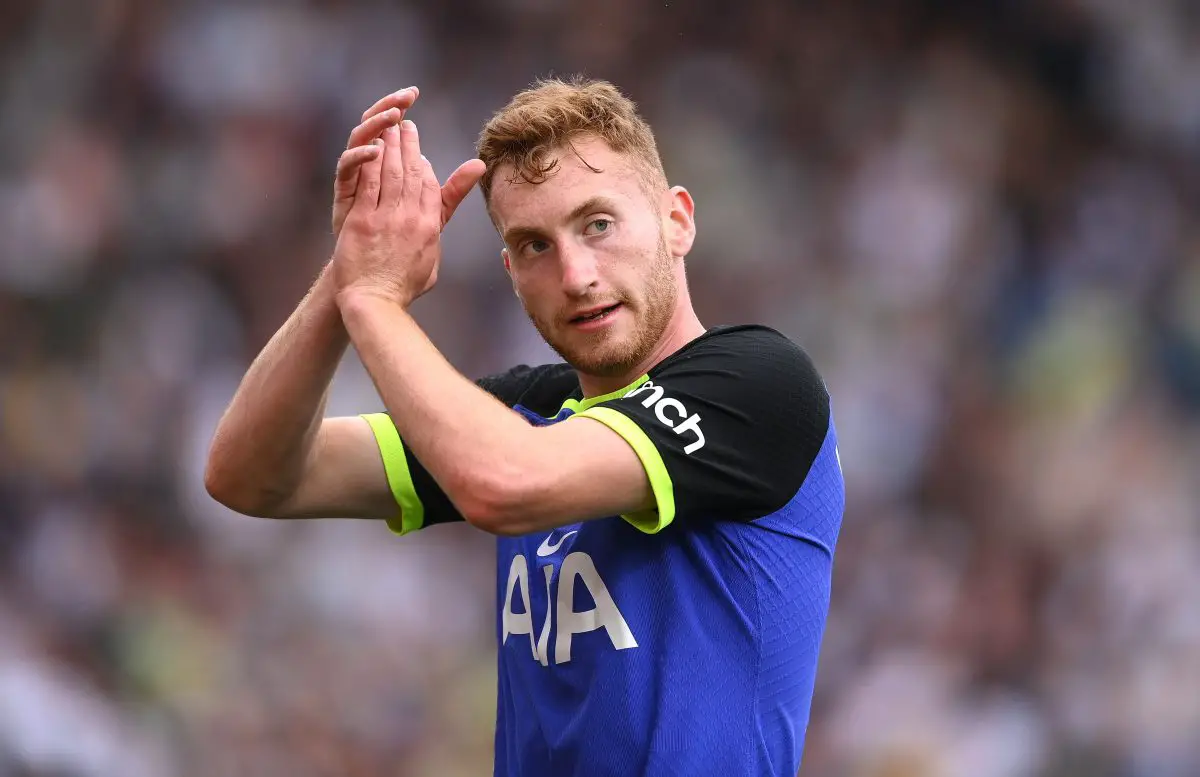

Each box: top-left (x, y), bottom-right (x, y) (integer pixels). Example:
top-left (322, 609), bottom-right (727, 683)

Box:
top-left (522, 239), bottom-right (551, 256)
top-left (585, 218), bottom-right (613, 236)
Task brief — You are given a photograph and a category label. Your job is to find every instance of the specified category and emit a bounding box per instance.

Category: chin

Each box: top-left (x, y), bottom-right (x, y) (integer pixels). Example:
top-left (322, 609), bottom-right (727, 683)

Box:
top-left (572, 354), bottom-right (638, 379)
top-left (558, 334), bottom-right (644, 378)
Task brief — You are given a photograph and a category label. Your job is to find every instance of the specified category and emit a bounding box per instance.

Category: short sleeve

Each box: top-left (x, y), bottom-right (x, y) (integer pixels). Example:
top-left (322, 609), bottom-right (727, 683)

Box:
top-left (362, 364), bottom-right (567, 535)
top-left (576, 327), bottom-right (830, 533)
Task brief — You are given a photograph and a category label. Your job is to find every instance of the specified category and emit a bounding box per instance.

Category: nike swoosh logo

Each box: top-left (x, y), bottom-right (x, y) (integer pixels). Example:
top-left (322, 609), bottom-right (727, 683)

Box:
top-left (536, 530), bottom-right (579, 558)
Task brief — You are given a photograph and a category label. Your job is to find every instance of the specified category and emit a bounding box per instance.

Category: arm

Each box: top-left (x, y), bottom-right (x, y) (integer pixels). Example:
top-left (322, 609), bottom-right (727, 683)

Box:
top-left (205, 87), bottom-right (441, 519)
top-left (343, 299), bottom-right (830, 538)
top-left (204, 265), bottom-right (398, 519)
top-left (339, 294), bottom-right (654, 535)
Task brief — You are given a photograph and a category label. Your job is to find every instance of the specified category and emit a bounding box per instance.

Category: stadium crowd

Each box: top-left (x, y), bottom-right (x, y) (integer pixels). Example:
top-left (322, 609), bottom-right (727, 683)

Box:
top-left (2, 0), bottom-right (1199, 775)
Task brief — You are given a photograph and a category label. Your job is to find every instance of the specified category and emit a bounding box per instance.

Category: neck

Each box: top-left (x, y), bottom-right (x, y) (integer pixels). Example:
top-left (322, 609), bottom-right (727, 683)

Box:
top-left (576, 301), bottom-right (706, 399)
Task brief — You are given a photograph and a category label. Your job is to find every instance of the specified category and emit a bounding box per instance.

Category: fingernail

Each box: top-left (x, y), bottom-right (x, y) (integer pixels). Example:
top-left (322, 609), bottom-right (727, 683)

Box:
top-left (402, 120), bottom-right (415, 130)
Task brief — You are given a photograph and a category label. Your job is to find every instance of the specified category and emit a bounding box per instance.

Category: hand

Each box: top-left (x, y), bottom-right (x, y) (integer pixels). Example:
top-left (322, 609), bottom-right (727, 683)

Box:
top-left (331, 87), bottom-right (422, 236)
top-left (332, 116), bottom-right (486, 307)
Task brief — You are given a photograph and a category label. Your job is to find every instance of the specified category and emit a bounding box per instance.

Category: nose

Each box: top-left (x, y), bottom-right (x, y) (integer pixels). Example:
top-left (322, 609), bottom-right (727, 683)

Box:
top-left (558, 242), bottom-right (599, 298)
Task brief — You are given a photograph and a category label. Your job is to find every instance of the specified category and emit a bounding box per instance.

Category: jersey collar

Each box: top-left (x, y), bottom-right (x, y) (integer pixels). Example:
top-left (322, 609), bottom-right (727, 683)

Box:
top-left (558, 373), bottom-right (651, 417)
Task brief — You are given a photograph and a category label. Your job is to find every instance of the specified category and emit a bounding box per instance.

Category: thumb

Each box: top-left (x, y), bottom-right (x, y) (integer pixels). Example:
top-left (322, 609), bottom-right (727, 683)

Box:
top-left (440, 159), bottom-right (487, 226)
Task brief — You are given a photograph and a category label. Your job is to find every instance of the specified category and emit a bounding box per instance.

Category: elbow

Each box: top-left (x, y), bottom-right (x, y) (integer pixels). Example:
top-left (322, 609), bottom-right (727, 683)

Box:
top-left (203, 463), bottom-right (257, 516)
top-left (203, 455), bottom-right (286, 519)
top-left (458, 495), bottom-right (529, 537)
top-left (453, 472), bottom-right (538, 537)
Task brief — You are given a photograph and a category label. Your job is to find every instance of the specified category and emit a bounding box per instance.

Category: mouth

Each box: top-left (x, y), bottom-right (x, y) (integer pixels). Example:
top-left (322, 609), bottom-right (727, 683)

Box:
top-left (569, 303), bottom-right (623, 326)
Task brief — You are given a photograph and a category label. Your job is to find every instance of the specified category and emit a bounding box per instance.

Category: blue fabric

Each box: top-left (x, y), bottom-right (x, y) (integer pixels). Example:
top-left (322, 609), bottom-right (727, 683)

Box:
top-left (492, 408), bottom-right (845, 777)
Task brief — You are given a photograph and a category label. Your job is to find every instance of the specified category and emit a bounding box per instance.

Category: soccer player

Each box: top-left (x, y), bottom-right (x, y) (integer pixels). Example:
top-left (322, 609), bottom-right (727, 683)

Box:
top-left (205, 77), bottom-right (845, 776)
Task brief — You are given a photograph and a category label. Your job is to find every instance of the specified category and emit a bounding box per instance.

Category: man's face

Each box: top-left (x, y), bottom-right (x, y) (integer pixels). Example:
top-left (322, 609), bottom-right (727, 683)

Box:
top-left (490, 136), bottom-right (678, 379)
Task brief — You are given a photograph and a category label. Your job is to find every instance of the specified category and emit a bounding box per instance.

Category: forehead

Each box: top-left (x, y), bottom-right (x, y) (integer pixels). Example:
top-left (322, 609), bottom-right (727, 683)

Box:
top-left (489, 137), bottom-right (646, 230)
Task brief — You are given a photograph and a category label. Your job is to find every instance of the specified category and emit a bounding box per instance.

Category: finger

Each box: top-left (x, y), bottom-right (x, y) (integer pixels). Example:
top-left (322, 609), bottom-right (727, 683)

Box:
top-left (345, 107), bottom-right (405, 150)
top-left (440, 159), bottom-right (486, 225)
top-left (360, 86), bottom-right (419, 122)
top-left (334, 144), bottom-right (382, 195)
top-left (354, 138), bottom-right (386, 212)
top-left (399, 120), bottom-right (425, 200)
top-left (379, 124), bottom-right (404, 208)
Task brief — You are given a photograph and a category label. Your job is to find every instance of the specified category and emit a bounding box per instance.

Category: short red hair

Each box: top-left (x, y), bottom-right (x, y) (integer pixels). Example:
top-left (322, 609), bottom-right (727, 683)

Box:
top-left (476, 76), bottom-right (668, 204)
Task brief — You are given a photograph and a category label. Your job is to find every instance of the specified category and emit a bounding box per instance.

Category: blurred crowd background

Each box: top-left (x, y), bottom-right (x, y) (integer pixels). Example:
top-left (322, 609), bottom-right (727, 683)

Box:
top-left (3, 0), bottom-right (1200, 775)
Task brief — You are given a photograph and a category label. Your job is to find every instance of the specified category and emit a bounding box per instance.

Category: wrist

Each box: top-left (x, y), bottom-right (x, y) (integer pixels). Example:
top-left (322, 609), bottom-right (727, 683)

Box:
top-left (336, 284), bottom-right (410, 323)
top-left (314, 261), bottom-right (343, 300)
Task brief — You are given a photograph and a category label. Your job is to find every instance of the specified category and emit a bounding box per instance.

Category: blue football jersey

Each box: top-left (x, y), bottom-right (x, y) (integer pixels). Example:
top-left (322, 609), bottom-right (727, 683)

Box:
top-left (364, 325), bottom-right (845, 777)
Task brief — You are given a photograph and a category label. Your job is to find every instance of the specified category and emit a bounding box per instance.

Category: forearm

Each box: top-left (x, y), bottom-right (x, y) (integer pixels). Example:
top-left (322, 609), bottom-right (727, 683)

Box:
top-left (339, 291), bottom-right (539, 528)
top-left (206, 265), bottom-right (350, 512)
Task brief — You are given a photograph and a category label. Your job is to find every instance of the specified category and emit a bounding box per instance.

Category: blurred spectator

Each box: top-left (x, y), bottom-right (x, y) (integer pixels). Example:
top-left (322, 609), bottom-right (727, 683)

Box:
top-left (2, 0), bottom-right (1199, 775)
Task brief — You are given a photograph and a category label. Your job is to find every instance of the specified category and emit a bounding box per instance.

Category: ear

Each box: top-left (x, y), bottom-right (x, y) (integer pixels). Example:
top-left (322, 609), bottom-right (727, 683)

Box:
top-left (502, 247), bottom-right (522, 299)
top-left (663, 186), bottom-right (696, 258)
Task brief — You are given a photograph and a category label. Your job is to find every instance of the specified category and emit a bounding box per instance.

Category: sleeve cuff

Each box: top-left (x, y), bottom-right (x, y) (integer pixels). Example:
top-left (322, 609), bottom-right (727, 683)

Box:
top-left (361, 413), bottom-right (425, 535)
top-left (576, 406), bottom-right (676, 533)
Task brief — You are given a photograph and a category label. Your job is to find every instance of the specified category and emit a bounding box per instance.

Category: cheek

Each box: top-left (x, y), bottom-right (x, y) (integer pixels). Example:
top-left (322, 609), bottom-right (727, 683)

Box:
top-left (511, 270), bottom-right (555, 310)
top-left (620, 242), bottom-right (664, 288)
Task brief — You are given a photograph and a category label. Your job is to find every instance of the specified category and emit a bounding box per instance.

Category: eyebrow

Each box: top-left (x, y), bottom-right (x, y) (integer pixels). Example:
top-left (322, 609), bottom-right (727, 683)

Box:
top-left (501, 196), bottom-right (618, 246)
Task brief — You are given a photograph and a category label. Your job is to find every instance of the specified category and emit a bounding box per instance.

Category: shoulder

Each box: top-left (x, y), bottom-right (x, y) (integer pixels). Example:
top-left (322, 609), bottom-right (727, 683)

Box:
top-left (648, 325), bottom-right (829, 413)
top-left (594, 325), bottom-right (835, 525)
top-left (656, 324), bottom-right (818, 370)
top-left (478, 363), bottom-right (579, 414)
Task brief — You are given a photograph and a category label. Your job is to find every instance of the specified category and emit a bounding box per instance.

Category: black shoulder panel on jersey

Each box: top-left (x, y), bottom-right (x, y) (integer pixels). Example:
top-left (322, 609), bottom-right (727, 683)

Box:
top-left (477, 363), bottom-right (576, 410)
top-left (587, 325), bottom-right (831, 524)
top-left (492, 362), bottom-right (579, 418)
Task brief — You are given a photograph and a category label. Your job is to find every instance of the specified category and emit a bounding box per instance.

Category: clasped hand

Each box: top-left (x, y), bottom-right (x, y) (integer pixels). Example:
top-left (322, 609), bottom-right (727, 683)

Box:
top-left (330, 87), bottom-right (485, 308)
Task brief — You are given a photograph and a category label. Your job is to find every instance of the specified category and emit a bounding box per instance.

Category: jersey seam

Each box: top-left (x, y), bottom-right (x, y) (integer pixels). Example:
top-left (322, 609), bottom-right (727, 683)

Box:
top-left (745, 528), bottom-right (766, 773)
